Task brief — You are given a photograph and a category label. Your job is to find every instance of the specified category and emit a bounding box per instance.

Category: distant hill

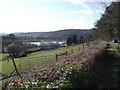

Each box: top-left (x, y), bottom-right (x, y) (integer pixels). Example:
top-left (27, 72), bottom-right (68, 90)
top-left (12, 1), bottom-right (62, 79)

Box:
top-left (0, 33), bottom-right (7, 36)
top-left (15, 29), bottom-right (93, 40)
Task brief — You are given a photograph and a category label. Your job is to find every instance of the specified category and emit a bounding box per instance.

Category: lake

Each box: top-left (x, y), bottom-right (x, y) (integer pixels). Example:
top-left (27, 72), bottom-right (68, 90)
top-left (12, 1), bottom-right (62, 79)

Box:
top-left (23, 41), bottom-right (65, 46)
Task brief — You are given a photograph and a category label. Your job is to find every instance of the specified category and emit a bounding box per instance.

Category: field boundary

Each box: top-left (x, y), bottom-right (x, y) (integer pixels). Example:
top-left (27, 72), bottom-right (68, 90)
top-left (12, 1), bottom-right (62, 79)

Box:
top-left (1, 45), bottom-right (82, 80)
top-left (1, 41), bottom-right (102, 80)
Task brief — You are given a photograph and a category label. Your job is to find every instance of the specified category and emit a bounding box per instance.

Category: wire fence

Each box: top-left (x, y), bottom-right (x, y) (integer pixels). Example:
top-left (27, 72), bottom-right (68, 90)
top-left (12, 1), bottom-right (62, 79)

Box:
top-left (1, 44), bottom-right (82, 79)
top-left (16, 44), bottom-right (87, 74)
top-left (17, 55), bottom-right (56, 73)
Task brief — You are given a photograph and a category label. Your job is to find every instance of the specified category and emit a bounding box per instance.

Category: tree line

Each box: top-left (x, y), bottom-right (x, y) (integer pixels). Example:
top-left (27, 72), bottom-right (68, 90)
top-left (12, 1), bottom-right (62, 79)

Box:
top-left (95, 1), bottom-right (120, 41)
top-left (66, 34), bottom-right (93, 46)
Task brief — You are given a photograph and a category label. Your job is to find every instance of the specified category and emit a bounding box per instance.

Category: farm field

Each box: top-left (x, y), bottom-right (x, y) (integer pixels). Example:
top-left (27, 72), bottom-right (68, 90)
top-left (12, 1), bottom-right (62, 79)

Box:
top-left (0, 44), bottom-right (85, 76)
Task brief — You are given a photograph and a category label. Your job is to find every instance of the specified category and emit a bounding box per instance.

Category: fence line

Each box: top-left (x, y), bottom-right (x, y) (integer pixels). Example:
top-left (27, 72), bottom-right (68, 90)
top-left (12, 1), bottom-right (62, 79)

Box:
top-left (17, 55), bottom-right (55, 73)
top-left (17, 44), bottom-right (84, 73)
top-left (2, 42), bottom-right (97, 80)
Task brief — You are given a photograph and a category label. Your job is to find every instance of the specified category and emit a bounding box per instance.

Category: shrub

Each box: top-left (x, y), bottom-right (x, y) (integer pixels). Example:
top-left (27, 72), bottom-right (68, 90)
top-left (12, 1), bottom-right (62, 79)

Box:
top-left (7, 44), bottom-right (24, 58)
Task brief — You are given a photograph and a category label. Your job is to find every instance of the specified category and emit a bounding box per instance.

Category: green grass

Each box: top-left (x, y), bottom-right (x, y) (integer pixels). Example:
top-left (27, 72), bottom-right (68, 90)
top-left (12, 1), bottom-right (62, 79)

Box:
top-left (28, 44), bottom-right (82, 57)
top-left (89, 42), bottom-right (120, 88)
top-left (107, 42), bottom-right (120, 56)
top-left (27, 47), bottom-right (41, 52)
top-left (1, 44), bottom-right (84, 75)
top-left (0, 53), bottom-right (9, 60)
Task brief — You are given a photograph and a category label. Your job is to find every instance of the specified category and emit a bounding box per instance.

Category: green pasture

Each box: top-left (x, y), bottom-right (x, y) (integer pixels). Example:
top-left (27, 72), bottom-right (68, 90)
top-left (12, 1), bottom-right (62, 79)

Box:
top-left (1, 44), bottom-right (84, 75)
top-left (0, 53), bottom-right (9, 60)
top-left (27, 47), bottom-right (41, 52)
top-left (28, 44), bottom-right (82, 57)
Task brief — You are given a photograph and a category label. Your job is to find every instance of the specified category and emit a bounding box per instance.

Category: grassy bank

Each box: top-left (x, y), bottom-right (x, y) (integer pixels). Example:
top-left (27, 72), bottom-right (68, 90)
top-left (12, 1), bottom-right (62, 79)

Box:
top-left (89, 43), bottom-right (120, 88)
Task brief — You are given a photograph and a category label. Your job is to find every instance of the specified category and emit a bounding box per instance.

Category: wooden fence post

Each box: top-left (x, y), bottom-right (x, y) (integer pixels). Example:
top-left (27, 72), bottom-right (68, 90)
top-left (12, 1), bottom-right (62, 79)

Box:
top-left (79, 45), bottom-right (80, 51)
top-left (12, 58), bottom-right (22, 79)
top-left (71, 49), bottom-right (73, 53)
top-left (28, 58), bottom-right (30, 69)
top-left (83, 43), bottom-right (84, 49)
top-left (66, 51), bottom-right (67, 56)
top-left (19, 59), bottom-right (21, 73)
top-left (55, 54), bottom-right (57, 61)
top-left (37, 57), bottom-right (39, 64)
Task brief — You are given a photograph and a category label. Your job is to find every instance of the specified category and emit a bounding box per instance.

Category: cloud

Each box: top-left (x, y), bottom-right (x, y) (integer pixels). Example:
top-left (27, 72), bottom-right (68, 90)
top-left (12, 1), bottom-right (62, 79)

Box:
top-left (66, 11), bottom-right (79, 14)
top-left (64, 0), bottom-right (115, 10)
top-left (64, 0), bottom-right (91, 9)
top-left (66, 9), bottom-right (104, 15)
top-left (0, 0), bottom-right (99, 33)
top-left (79, 10), bottom-right (93, 14)
top-left (64, 0), bottom-right (118, 2)
top-left (0, 6), bottom-right (94, 33)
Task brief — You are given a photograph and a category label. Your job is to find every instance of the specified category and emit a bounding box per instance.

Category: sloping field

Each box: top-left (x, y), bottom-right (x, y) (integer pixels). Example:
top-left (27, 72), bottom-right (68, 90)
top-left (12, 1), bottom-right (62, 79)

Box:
top-left (1, 44), bottom-right (84, 76)
top-left (2, 41), bottom-right (110, 88)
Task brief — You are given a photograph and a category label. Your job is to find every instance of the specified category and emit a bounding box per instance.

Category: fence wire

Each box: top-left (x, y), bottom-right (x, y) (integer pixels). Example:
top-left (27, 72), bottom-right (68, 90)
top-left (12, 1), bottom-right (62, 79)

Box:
top-left (17, 55), bottom-right (56, 73)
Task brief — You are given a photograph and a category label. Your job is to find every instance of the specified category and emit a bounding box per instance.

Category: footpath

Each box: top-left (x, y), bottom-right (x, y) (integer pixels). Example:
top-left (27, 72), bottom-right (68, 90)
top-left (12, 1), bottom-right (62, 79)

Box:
top-left (89, 43), bottom-right (120, 88)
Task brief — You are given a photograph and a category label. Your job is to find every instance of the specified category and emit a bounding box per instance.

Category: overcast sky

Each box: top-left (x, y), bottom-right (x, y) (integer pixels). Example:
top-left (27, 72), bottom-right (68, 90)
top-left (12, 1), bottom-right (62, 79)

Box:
top-left (0, 0), bottom-right (112, 34)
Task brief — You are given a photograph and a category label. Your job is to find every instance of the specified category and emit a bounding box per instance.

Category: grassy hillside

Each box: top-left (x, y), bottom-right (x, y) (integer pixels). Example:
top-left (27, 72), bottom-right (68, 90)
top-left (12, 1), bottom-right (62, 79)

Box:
top-left (15, 29), bottom-right (93, 40)
top-left (3, 41), bottom-right (110, 88)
